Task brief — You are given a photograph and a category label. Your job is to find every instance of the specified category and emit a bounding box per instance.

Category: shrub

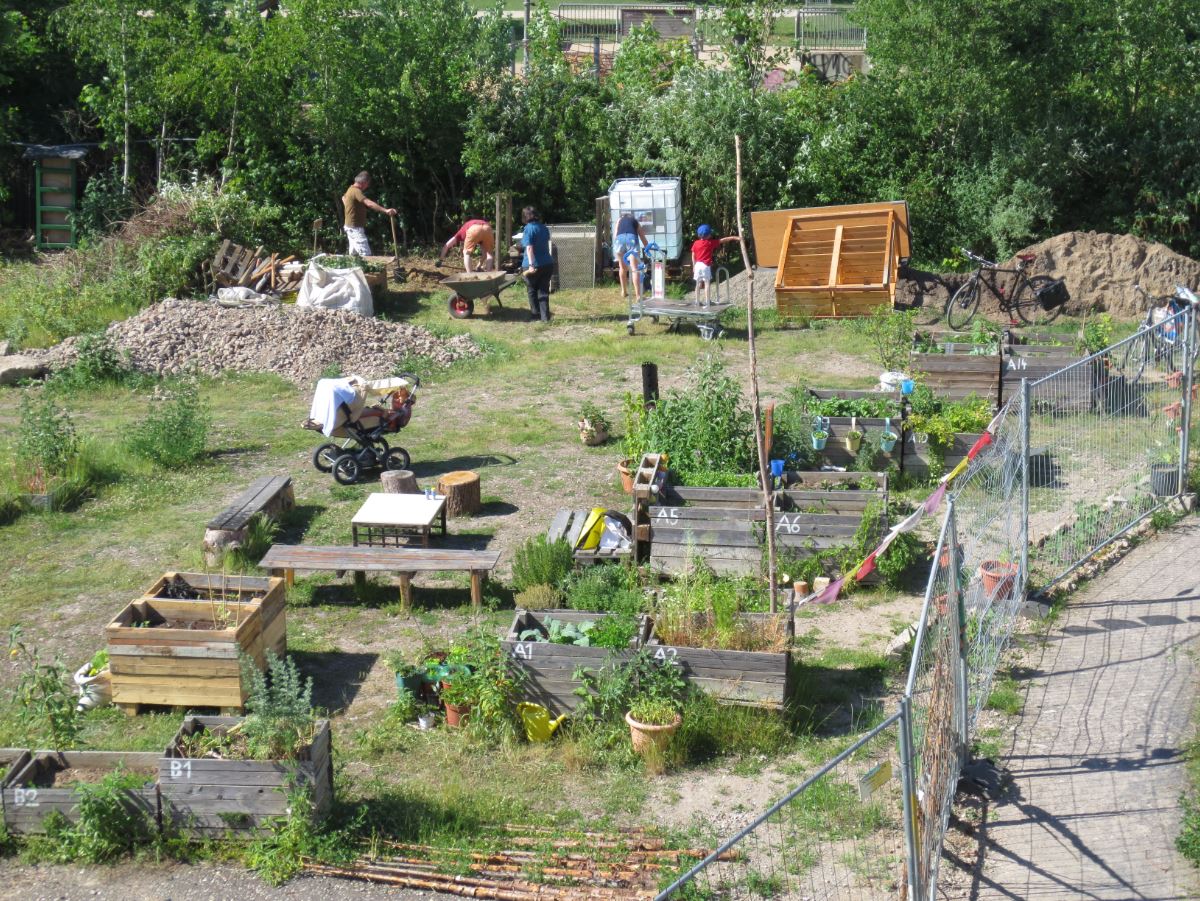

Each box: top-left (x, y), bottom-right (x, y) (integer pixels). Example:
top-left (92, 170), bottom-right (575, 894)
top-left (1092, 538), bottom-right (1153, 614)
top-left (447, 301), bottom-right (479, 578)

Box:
top-left (563, 565), bottom-right (645, 615)
top-left (48, 333), bottom-right (137, 392)
top-left (127, 380), bottom-right (210, 467)
top-left (515, 583), bottom-right (562, 609)
top-left (7, 625), bottom-right (79, 748)
top-left (511, 534), bottom-right (573, 592)
top-left (239, 652), bottom-right (316, 760)
top-left (860, 305), bottom-right (916, 372)
top-left (17, 392), bottom-right (79, 482)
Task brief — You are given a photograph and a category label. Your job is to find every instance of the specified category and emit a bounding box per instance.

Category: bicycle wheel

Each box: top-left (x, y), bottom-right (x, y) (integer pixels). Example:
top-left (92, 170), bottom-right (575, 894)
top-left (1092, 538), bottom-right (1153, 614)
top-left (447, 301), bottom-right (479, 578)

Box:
top-left (1117, 330), bottom-right (1150, 385)
top-left (1014, 275), bottom-right (1064, 327)
top-left (945, 277), bottom-right (981, 331)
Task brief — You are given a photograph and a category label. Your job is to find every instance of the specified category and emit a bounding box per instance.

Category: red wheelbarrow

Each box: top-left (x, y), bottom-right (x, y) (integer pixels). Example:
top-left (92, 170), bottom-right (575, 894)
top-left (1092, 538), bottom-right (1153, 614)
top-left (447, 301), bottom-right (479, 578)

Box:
top-left (441, 270), bottom-right (521, 319)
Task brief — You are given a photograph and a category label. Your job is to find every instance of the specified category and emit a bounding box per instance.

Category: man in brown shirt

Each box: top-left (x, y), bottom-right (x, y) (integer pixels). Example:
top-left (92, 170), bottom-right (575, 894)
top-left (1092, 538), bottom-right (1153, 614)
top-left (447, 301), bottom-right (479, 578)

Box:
top-left (342, 171), bottom-right (396, 256)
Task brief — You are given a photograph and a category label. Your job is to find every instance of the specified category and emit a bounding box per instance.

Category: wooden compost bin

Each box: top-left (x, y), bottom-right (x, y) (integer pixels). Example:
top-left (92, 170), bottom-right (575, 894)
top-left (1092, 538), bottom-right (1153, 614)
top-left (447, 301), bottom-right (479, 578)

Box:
top-left (752, 201), bottom-right (911, 319)
top-left (502, 610), bottom-right (653, 716)
top-left (644, 615), bottom-right (794, 708)
top-left (159, 715), bottom-right (332, 835)
top-left (108, 572), bottom-right (285, 713)
top-left (3, 751), bottom-right (160, 835)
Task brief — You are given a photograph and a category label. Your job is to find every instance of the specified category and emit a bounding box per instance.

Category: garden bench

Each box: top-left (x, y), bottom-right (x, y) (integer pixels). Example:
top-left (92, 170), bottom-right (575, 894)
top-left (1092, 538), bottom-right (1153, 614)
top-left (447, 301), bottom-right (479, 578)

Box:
top-left (204, 475), bottom-right (294, 562)
top-left (648, 475), bottom-right (887, 579)
top-left (259, 544), bottom-right (500, 610)
top-left (546, 509), bottom-right (632, 564)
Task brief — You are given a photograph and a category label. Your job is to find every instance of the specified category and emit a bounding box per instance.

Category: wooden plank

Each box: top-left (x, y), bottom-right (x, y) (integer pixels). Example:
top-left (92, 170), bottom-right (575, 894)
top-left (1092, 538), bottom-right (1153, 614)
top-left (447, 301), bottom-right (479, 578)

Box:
top-left (546, 509), bottom-right (571, 543)
top-left (826, 224), bottom-right (843, 288)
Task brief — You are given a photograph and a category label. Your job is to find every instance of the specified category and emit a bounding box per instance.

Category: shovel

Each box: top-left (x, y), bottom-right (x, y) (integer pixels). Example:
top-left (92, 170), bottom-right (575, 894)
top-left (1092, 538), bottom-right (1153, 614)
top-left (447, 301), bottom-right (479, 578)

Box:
top-left (389, 214), bottom-right (401, 281)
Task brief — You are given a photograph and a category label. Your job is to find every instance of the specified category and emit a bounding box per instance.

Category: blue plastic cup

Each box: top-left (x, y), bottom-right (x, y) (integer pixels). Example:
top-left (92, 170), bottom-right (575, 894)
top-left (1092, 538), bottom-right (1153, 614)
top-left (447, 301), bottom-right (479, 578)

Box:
top-left (770, 459), bottom-right (785, 478)
top-left (901, 379), bottom-right (915, 395)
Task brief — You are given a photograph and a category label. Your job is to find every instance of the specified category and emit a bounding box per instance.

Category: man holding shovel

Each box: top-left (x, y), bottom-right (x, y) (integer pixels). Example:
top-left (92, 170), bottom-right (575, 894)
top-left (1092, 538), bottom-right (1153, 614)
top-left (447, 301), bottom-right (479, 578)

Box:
top-left (342, 171), bottom-right (396, 257)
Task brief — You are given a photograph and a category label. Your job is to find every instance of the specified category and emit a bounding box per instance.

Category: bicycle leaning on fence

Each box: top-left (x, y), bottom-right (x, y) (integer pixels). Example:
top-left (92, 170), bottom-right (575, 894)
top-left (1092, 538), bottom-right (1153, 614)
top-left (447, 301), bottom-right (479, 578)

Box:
top-left (938, 248), bottom-right (1069, 330)
top-left (1118, 283), bottom-right (1200, 384)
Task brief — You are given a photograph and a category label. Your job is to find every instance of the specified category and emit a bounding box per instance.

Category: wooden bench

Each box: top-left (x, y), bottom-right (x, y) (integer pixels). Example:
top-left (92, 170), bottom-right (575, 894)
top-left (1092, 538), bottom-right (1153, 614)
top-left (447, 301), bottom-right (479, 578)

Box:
top-left (649, 475), bottom-right (887, 578)
top-left (204, 475), bottom-right (294, 562)
top-left (259, 544), bottom-right (500, 611)
top-left (546, 509), bottom-right (633, 565)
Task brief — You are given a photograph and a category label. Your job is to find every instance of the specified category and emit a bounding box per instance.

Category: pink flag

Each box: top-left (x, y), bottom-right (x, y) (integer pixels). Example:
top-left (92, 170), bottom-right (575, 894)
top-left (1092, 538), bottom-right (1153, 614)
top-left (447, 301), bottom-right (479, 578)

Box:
top-left (811, 578), bottom-right (844, 605)
top-left (924, 482), bottom-right (948, 515)
top-left (855, 553), bottom-right (877, 581)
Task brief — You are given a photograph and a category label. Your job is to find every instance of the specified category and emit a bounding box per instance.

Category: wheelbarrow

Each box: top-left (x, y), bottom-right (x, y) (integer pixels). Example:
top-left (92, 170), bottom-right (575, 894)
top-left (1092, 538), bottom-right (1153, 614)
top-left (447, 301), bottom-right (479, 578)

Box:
top-left (441, 270), bottom-right (521, 319)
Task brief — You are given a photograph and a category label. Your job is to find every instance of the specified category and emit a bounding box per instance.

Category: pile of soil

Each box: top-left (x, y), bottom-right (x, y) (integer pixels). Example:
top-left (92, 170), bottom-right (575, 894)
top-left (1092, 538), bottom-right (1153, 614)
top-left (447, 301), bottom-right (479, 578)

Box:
top-left (157, 575), bottom-right (260, 603)
top-left (41, 299), bottom-right (479, 384)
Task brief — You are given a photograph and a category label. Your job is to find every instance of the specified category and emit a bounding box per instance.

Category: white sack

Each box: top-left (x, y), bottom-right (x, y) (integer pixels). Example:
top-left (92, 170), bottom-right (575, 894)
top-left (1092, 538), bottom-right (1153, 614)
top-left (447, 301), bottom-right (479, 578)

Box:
top-left (297, 257), bottom-right (373, 316)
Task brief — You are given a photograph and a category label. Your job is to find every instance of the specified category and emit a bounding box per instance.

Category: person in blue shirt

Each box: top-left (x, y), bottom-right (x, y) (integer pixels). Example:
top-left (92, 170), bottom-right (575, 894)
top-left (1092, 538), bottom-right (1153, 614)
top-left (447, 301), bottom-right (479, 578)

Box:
top-left (521, 206), bottom-right (554, 322)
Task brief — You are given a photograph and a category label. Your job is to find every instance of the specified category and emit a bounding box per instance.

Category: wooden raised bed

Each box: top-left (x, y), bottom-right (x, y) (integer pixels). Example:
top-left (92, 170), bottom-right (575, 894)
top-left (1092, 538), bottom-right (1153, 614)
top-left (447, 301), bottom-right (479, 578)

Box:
top-left (159, 715), bottom-right (332, 835)
top-left (902, 431), bottom-right (984, 481)
top-left (502, 610), bottom-right (653, 716)
top-left (3, 750), bottom-right (160, 835)
top-left (0, 749), bottom-right (31, 825)
top-left (910, 352), bottom-right (1002, 404)
top-left (1002, 345), bottom-right (1090, 412)
top-left (108, 573), bottom-right (285, 714)
top-left (771, 204), bottom-right (908, 319)
top-left (644, 615), bottom-right (794, 708)
top-left (805, 416), bottom-right (902, 469)
top-left (648, 480), bottom-right (887, 580)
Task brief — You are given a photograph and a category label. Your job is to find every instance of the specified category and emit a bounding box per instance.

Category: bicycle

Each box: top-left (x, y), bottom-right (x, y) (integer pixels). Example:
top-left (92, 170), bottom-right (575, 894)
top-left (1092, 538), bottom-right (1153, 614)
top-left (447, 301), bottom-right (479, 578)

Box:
top-left (942, 248), bottom-right (1066, 331)
top-left (1117, 284), bottom-right (1200, 384)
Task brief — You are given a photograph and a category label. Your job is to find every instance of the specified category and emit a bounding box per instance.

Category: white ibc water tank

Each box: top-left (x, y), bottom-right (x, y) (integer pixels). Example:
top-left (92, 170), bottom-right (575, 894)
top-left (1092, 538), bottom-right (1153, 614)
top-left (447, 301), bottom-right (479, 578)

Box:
top-left (608, 177), bottom-right (683, 262)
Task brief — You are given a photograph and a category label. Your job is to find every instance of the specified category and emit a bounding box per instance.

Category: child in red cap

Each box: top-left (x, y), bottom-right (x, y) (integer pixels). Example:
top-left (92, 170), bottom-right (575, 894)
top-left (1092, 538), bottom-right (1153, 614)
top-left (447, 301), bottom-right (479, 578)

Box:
top-left (691, 224), bottom-right (739, 305)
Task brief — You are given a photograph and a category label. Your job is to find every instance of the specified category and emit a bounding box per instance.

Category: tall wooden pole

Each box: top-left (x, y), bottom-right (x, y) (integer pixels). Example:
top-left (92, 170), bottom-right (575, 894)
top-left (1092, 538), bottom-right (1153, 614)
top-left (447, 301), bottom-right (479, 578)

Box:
top-left (734, 135), bottom-right (778, 614)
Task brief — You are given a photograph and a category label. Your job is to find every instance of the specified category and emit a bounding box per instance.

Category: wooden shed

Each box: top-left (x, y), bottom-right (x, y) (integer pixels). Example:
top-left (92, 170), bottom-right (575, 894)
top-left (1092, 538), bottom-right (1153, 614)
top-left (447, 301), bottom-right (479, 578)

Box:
top-left (751, 201), bottom-right (911, 319)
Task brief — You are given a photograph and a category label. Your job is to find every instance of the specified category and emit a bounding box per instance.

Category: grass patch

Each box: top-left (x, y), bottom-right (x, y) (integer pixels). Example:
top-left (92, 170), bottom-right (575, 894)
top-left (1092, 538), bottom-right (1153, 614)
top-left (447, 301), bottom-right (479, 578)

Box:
top-left (985, 676), bottom-right (1024, 716)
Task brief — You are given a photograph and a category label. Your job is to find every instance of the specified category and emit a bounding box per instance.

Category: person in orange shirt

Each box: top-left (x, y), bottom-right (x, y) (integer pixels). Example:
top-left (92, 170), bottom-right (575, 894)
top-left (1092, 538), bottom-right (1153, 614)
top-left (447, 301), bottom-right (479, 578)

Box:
top-left (439, 218), bottom-right (495, 272)
top-left (341, 171), bottom-right (396, 256)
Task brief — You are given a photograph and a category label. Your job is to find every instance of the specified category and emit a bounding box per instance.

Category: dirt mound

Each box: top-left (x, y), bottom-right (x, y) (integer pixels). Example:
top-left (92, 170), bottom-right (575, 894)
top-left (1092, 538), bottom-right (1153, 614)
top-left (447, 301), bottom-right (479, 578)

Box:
top-left (1002, 231), bottom-right (1200, 318)
top-left (42, 300), bottom-right (479, 384)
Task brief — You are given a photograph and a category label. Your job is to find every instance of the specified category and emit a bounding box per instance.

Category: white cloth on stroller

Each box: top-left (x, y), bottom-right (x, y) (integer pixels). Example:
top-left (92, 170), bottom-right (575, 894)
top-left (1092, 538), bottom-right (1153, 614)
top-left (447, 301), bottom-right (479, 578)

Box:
top-left (297, 255), bottom-right (373, 316)
top-left (309, 377), bottom-right (364, 437)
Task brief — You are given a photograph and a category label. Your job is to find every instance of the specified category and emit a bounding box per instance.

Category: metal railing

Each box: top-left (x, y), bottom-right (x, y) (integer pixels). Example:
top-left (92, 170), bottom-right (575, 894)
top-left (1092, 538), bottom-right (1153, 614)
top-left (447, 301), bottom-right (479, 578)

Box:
top-left (657, 307), bottom-right (1197, 901)
top-left (795, 6), bottom-right (865, 50)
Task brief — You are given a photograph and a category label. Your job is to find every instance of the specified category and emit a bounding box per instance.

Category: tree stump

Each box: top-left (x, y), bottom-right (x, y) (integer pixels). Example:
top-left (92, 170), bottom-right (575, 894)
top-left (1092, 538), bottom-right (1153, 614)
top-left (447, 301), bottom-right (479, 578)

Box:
top-left (381, 469), bottom-right (419, 494)
top-left (437, 471), bottom-right (481, 518)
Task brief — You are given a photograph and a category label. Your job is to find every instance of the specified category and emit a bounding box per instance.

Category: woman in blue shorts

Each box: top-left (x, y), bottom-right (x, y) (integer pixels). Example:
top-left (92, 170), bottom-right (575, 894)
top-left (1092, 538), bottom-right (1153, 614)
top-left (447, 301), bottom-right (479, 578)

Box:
top-left (613, 212), bottom-right (647, 300)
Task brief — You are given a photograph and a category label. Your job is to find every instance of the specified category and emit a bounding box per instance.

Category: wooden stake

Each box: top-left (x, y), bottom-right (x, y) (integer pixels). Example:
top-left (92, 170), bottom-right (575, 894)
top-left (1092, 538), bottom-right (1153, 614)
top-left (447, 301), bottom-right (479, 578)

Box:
top-left (734, 135), bottom-right (778, 615)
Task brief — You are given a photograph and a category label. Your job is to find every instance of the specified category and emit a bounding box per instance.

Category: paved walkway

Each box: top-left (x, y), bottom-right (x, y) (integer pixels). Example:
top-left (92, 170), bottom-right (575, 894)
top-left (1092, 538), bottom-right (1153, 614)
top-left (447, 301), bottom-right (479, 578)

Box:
top-left (952, 520), bottom-right (1200, 900)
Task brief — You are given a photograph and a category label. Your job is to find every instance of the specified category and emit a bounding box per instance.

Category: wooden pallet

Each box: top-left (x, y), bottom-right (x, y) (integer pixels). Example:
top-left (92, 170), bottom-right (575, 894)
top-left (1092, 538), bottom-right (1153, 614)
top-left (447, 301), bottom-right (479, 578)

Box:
top-left (546, 509), bottom-right (631, 563)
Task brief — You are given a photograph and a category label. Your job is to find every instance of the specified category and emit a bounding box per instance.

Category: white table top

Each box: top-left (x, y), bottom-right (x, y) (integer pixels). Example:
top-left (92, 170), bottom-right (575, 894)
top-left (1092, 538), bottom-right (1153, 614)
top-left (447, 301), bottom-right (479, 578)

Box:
top-left (352, 492), bottom-right (445, 528)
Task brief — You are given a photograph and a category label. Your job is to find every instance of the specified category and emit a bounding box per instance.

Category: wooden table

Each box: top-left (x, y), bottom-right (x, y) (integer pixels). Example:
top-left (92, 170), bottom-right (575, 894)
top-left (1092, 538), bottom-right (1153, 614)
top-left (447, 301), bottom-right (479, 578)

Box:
top-left (351, 492), bottom-right (447, 548)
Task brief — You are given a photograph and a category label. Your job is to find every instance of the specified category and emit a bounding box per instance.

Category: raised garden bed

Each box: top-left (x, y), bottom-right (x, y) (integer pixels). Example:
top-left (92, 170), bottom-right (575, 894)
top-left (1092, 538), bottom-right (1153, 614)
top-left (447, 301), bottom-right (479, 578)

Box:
top-left (2, 751), bottom-right (160, 835)
top-left (801, 416), bottom-right (901, 469)
top-left (645, 612), bottom-right (794, 708)
top-left (901, 431), bottom-right (985, 481)
top-left (108, 573), bottom-right (286, 714)
top-left (159, 715), bottom-right (332, 835)
top-left (502, 610), bottom-right (653, 716)
top-left (910, 352), bottom-right (1002, 404)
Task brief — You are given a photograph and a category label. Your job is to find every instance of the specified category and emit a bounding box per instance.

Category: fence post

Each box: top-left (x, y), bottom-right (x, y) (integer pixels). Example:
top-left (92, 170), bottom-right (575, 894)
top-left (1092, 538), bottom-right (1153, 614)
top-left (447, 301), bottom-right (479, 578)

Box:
top-left (1020, 378), bottom-right (1031, 591)
top-left (947, 501), bottom-right (969, 759)
top-left (898, 694), bottom-right (924, 901)
top-left (1179, 308), bottom-right (1194, 498)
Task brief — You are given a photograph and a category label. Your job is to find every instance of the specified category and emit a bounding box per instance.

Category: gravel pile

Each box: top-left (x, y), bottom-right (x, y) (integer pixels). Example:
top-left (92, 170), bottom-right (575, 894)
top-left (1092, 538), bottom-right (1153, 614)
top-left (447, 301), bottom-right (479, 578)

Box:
top-left (43, 300), bottom-right (480, 384)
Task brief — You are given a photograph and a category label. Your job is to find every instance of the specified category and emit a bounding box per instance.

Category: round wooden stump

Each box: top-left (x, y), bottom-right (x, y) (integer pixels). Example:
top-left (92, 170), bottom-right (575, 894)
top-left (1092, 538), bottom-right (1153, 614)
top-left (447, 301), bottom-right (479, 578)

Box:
top-left (437, 470), bottom-right (481, 518)
top-left (381, 469), bottom-right (419, 494)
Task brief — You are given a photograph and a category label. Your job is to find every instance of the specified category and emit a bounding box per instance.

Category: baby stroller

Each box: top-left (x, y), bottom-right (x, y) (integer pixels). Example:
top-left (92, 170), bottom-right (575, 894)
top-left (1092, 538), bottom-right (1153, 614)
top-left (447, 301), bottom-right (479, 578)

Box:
top-left (303, 374), bottom-right (421, 485)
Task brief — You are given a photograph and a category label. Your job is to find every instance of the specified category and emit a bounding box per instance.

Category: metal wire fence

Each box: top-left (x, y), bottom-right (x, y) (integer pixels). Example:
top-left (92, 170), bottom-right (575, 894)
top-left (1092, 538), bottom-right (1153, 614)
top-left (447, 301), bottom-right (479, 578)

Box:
top-left (657, 309), bottom-right (1197, 901)
top-left (1027, 308), bottom-right (1194, 588)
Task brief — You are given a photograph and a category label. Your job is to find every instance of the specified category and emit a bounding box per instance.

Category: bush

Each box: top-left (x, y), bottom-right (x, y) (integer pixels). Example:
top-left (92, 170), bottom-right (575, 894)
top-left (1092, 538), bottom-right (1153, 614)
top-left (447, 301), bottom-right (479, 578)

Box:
top-left (511, 535), bottom-right (573, 593)
top-left (16, 392), bottom-right (79, 483)
top-left (48, 333), bottom-right (138, 392)
top-left (563, 565), bottom-right (645, 615)
top-left (860, 306), bottom-right (916, 372)
top-left (127, 380), bottom-right (210, 467)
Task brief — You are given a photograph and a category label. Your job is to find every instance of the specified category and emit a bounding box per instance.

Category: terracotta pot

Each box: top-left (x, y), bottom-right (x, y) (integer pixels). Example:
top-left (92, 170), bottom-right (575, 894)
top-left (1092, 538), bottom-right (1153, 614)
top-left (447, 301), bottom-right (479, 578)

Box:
top-left (444, 701), bottom-right (471, 728)
top-left (979, 560), bottom-right (1018, 600)
top-left (618, 459), bottom-right (634, 493)
top-left (625, 711), bottom-right (681, 756)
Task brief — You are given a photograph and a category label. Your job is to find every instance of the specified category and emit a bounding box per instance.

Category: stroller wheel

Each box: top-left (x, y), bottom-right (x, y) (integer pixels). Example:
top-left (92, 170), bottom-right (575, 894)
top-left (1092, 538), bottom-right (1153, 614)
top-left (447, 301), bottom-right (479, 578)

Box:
top-left (383, 447), bottom-right (411, 472)
top-left (313, 443), bottom-right (341, 473)
top-left (332, 454), bottom-right (362, 485)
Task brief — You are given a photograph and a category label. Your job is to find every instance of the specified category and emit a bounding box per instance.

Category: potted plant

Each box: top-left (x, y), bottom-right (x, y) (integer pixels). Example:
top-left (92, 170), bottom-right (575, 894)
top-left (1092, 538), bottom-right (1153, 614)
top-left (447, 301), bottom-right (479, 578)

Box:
top-left (578, 402), bottom-right (611, 447)
top-left (979, 558), bottom-right (1018, 600)
top-left (625, 697), bottom-right (682, 755)
top-left (846, 427), bottom-right (864, 453)
top-left (811, 429), bottom-right (828, 451)
top-left (440, 670), bottom-right (475, 728)
top-left (880, 429), bottom-right (900, 453)
top-left (384, 650), bottom-right (426, 698)
top-left (1150, 447), bottom-right (1179, 497)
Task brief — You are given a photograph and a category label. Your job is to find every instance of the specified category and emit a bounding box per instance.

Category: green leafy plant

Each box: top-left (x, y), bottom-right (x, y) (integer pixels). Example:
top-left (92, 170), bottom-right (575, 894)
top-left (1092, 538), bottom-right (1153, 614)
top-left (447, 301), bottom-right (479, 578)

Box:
top-left (48, 333), bottom-right (139, 392)
top-left (127, 380), bottom-right (210, 467)
top-left (574, 648), bottom-right (687, 725)
top-left (226, 512), bottom-right (279, 570)
top-left (7, 625), bottom-right (79, 748)
top-left (1081, 313), bottom-right (1114, 355)
top-left (511, 535), bottom-right (573, 593)
top-left (382, 650), bottom-right (424, 678)
top-left (563, 565), bottom-right (646, 614)
top-left (86, 649), bottom-right (109, 677)
top-left (16, 392), bottom-right (79, 490)
top-left (861, 306), bottom-right (916, 372)
top-left (56, 768), bottom-right (158, 863)
top-left (968, 318), bottom-right (1001, 355)
top-left (628, 696), bottom-right (680, 726)
top-left (520, 617), bottom-right (596, 646)
top-left (654, 565), bottom-right (789, 652)
top-left (578, 401), bottom-right (612, 434)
